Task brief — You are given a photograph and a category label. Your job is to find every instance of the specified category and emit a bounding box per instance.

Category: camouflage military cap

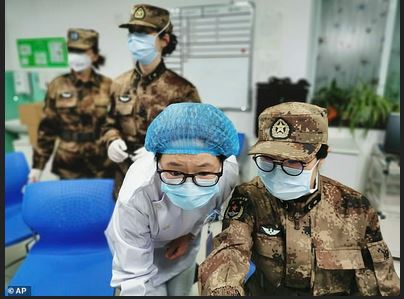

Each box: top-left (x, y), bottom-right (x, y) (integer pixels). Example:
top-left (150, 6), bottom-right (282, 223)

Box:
top-left (119, 4), bottom-right (173, 33)
top-left (249, 102), bottom-right (328, 163)
top-left (67, 28), bottom-right (98, 50)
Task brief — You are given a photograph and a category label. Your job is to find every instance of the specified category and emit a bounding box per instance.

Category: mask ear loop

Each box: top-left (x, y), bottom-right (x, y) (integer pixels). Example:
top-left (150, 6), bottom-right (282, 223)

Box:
top-left (309, 160), bottom-right (321, 193)
top-left (150, 20), bottom-right (171, 60)
top-left (157, 20), bottom-right (171, 35)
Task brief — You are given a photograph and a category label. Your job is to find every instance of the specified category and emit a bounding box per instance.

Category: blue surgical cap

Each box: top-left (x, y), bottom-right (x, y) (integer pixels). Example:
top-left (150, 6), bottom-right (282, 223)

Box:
top-left (145, 102), bottom-right (239, 157)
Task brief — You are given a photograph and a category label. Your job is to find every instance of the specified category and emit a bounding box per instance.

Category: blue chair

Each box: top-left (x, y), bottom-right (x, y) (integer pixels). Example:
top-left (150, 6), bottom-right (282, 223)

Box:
top-left (8, 179), bottom-right (115, 296)
top-left (5, 152), bottom-right (34, 246)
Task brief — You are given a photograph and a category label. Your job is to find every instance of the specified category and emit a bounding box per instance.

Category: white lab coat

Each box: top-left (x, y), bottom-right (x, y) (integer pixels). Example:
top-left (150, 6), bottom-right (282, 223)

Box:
top-left (105, 152), bottom-right (239, 296)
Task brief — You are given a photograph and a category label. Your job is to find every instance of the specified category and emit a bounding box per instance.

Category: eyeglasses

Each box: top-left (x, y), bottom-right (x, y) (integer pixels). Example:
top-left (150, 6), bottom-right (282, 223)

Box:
top-left (156, 162), bottom-right (223, 187)
top-left (253, 155), bottom-right (309, 176)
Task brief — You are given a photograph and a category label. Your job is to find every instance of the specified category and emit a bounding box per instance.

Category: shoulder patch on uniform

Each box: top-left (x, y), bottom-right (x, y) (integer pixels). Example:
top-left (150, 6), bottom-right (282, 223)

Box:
top-left (224, 196), bottom-right (249, 220)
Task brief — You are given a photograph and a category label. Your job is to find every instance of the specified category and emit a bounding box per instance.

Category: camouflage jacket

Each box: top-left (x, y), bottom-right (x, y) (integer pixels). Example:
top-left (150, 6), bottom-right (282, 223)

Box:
top-left (199, 175), bottom-right (400, 296)
top-left (33, 71), bottom-right (112, 171)
top-left (101, 60), bottom-right (200, 151)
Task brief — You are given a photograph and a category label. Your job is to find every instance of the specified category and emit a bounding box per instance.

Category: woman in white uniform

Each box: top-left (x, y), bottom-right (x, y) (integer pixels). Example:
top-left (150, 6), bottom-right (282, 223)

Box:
top-left (105, 102), bottom-right (240, 296)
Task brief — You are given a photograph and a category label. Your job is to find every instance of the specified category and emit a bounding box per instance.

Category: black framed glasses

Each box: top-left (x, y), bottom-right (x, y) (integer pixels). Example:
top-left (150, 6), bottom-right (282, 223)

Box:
top-left (253, 155), bottom-right (307, 176)
top-left (156, 162), bottom-right (223, 187)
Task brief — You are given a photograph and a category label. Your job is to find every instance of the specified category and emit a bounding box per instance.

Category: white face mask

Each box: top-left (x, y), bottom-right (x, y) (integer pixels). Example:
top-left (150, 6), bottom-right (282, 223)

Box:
top-left (258, 160), bottom-right (320, 201)
top-left (68, 53), bottom-right (92, 72)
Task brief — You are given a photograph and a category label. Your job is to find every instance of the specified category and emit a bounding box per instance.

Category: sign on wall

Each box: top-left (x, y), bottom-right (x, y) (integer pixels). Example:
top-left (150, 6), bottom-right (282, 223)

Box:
top-left (17, 38), bottom-right (68, 68)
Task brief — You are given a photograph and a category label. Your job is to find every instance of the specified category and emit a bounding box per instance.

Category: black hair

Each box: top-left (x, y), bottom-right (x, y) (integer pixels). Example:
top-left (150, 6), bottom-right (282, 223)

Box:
top-left (67, 46), bottom-right (106, 69)
top-left (158, 32), bottom-right (177, 56)
top-left (316, 144), bottom-right (329, 160)
top-left (91, 45), bottom-right (105, 69)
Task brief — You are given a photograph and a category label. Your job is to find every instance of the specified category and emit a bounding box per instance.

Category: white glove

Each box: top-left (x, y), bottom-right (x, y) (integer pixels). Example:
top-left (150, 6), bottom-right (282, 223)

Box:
top-left (108, 139), bottom-right (129, 163)
top-left (129, 147), bottom-right (153, 163)
top-left (28, 168), bottom-right (42, 183)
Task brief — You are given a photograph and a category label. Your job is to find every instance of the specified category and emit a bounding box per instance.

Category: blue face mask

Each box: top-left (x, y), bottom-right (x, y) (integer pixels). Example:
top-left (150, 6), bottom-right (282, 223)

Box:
top-left (127, 22), bottom-right (170, 65)
top-left (128, 33), bottom-right (158, 65)
top-left (161, 181), bottom-right (219, 210)
top-left (258, 161), bottom-right (319, 201)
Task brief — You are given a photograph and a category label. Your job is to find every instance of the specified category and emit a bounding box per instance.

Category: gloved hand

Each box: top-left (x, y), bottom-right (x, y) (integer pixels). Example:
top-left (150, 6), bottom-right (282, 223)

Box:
top-left (108, 139), bottom-right (129, 163)
top-left (129, 147), bottom-right (153, 163)
top-left (28, 168), bottom-right (42, 183)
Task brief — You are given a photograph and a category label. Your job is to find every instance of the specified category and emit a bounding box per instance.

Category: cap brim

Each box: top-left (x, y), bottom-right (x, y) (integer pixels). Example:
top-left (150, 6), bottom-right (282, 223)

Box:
top-left (119, 20), bottom-right (158, 29)
top-left (248, 140), bottom-right (321, 163)
top-left (67, 43), bottom-right (92, 50)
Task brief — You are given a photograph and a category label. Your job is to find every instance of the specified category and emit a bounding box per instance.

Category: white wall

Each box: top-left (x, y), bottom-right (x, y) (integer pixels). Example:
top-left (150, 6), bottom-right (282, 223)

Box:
top-left (228, 0), bottom-right (315, 142)
top-left (5, 0), bottom-right (316, 141)
top-left (6, 0), bottom-right (391, 195)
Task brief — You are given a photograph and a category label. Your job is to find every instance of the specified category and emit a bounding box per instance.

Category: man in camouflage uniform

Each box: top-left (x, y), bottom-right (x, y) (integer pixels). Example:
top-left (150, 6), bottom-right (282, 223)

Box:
top-left (30, 28), bottom-right (114, 181)
top-left (101, 4), bottom-right (200, 199)
top-left (199, 102), bottom-right (400, 296)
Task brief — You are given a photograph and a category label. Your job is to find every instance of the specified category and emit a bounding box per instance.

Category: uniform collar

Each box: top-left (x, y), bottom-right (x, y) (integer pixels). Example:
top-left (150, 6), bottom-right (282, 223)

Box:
top-left (69, 69), bottom-right (101, 88)
top-left (277, 179), bottom-right (323, 218)
top-left (133, 59), bottom-right (167, 86)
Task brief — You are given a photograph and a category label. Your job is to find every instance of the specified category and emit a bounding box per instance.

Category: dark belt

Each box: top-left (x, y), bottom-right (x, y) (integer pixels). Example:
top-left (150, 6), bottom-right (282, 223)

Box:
top-left (60, 131), bottom-right (98, 142)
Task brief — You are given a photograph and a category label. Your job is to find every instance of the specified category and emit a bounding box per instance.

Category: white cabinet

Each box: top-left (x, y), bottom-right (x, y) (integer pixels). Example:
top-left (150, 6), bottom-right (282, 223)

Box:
top-left (321, 137), bottom-right (361, 190)
top-left (379, 211), bottom-right (400, 258)
top-left (364, 144), bottom-right (400, 213)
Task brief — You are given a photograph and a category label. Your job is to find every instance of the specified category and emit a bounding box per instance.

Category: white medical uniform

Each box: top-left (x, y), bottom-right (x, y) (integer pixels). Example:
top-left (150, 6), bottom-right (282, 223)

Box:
top-left (105, 153), bottom-right (239, 295)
